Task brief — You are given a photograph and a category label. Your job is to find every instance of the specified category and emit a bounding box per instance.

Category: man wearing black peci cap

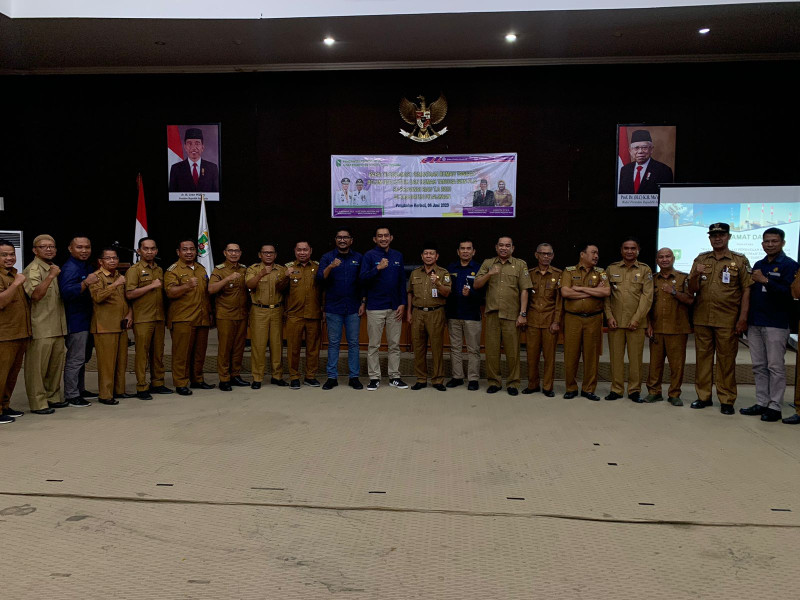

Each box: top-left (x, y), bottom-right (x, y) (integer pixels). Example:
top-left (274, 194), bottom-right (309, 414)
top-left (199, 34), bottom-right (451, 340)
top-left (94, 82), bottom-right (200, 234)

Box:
top-left (618, 129), bottom-right (674, 195)
top-left (169, 128), bottom-right (220, 193)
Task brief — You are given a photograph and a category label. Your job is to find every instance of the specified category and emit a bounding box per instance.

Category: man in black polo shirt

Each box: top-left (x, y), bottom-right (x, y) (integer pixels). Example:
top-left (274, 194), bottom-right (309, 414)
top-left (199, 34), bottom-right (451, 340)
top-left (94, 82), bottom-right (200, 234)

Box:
top-left (445, 239), bottom-right (483, 391)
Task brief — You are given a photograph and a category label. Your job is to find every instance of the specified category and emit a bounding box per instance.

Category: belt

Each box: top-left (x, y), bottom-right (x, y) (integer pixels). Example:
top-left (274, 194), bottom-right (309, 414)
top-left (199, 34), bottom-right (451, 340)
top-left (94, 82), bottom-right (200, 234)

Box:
top-left (565, 310), bottom-right (603, 318)
top-left (253, 302), bottom-right (282, 309)
top-left (414, 305), bottom-right (444, 312)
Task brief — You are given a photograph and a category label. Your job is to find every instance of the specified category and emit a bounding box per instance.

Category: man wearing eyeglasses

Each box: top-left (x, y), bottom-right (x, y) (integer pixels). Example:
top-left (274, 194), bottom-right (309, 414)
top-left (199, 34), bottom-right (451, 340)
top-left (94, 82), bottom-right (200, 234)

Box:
top-left (22, 235), bottom-right (68, 414)
top-left (318, 229), bottom-right (364, 390)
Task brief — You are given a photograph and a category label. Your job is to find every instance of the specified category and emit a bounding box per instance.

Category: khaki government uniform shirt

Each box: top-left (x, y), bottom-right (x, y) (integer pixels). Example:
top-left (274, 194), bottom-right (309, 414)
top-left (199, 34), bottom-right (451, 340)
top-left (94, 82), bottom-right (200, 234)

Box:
top-left (476, 256), bottom-right (533, 320)
top-left (650, 270), bottom-right (692, 334)
top-left (284, 261), bottom-right (322, 319)
top-left (689, 250), bottom-right (753, 328)
top-left (603, 260), bottom-right (654, 329)
top-left (560, 264), bottom-right (608, 314)
top-left (125, 260), bottom-right (165, 324)
top-left (22, 256), bottom-right (67, 339)
top-left (89, 268), bottom-right (129, 334)
top-left (407, 265), bottom-right (452, 308)
top-left (210, 262), bottom-right (249, 320)
top-left (165, 260), bottom-right (211, 327)
top-left (246, 263), bottom-right (289, 307)
top-left (0, 267), bottom-right (32, 341)
top-left (528, 266), bottom-right (562, 328)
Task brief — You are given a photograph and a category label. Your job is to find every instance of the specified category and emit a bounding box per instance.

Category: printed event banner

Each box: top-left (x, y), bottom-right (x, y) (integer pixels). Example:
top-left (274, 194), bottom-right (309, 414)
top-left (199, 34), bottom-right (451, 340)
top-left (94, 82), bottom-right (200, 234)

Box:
top-left (331, 153), bottom-right (517, 218)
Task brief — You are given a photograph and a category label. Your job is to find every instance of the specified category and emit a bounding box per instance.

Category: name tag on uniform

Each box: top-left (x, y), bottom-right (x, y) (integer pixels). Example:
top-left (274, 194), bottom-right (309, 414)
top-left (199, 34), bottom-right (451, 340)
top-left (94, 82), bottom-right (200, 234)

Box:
top-left (432, 288), bottom-right (438, 298)
top-left (722, 271), bottom-right (730, 284)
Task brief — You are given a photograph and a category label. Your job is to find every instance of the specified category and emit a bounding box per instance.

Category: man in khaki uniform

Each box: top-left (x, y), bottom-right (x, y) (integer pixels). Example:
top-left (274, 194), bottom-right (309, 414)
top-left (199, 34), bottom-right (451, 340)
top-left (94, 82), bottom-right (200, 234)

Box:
top-left (474, 236), bottom-right (532, 395)
top-left (285, 241), bottom-right (323, 390)
top-left (246, 244), bottom-right (289, 389)
top-left (523, 243), bottom-right (562, 397)
top-left (22, 235), bottom-right (68, 414)
top-left (209, 243), bottom-right (249, 391)
top-left (89, 248), bottom-right (133, 405)
top-left (688, 222), bottom-right (752, 414)
top-left (165, 239), bottom-right (213, 396)
top-left (407, 243), bottom-right (452, 390)
top-left (0, 239), bottom-right (31, 424)
top-left (645, 248), bottom-right (694, 406)
top-left (603, 238), bottom-right (654, 402)
top-left (126, 237), bottom-right (172, 400)
top-left (787, 269), bottom-right (800, 424)
top-left (560, 244), bottom-right (611, 401)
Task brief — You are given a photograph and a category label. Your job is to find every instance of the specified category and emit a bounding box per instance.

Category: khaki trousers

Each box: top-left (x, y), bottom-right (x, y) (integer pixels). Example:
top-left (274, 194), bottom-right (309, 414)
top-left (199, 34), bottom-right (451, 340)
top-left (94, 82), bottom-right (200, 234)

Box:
top-left (216, 319), bottom-right (247, 382)
top-left (170, 323), bottom-right (209, 388)
top-left (285, 316), bottom-right (321, 380)
top-left (366, 309), bottom-right (403, 380)
top-left (694, 325), bottom-right (738, 405)
top-left (448, 318), bottom-right (481, 381)
top-left (411, 308), bottom-right (446, 384)
top-left (93, 332), bottom-right (128, 399)
top-left (563, 313), bottom-right (603, 393)
top-left (608, 327), bottom-right (645, 396)
top-left (133, 321), bottom-right (166, 391)
top-left (250, 306), bottom-right (283, 381)
top-left (526, 327), bottom-right (557, 391)
top-left (24, 336), bottom-right (66, 410)
top-left (0, 338), bottom-right (28, 410)
top-left (485, 311), bottom-right (521, 388)
top-left (647, 333), bottom-right (688, 398)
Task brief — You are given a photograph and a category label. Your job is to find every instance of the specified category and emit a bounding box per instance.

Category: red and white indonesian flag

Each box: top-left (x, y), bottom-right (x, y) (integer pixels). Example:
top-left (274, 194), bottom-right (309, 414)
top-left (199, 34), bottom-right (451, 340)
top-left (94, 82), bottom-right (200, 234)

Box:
top-left (133, 174), bottom-right (148, 262)
top-left (167, 125), bottom-right (183, 177)
top-left (617, 125), bottom-right (628, 174)
top-left (197, 196), bottom-right (213, 273)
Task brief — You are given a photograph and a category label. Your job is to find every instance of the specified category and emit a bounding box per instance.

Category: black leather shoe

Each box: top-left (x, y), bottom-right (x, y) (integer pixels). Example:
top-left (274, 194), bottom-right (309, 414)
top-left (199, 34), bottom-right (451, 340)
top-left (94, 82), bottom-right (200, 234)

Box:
top-left (322, 378), bottom-right (338, 390)
top-left (467, 381), bottom-right (479, 391)
top-left (31, 408), bottom-right (56, 414)
top-left (433, 383), bottom-right (447, 392)
top-left (524, 386), bottom-right (541, 394)
top-left (486, 385), bottom-right (501, 394)
top-left (271, 378), bottom-right (288, 387)
top-left (563, 391), bottom-right (578, 399)
top-left (604, 392), bottom-right (623, 401)
top-left (98, 398), bottom-right (119, 405)
top-left (581, 391), bottom-right (601, 401)
top-left (304, 378), bottom-right (321, 387)
top-left (629, 393), bottom-right (644, 403)
top-left (542, 389), bottom-right (555, 397)
top-left (446, 378), bottom-right (464, 388)
top-left (349, 378), bottom-right (363, 390)
top-left (739, 404), bottom-right (765, 416)
top-left (250, 381), bottom-right (261, 390)
top-left (411, 382), bottom-right (427, 390)
top-left (219, 381), bottom-right (233, 392)
top-left (290, 380), bottom-right (301, 390)
top-left (3, 407), bottom-right (23, 417)
top-left (507, 387), bottom-right (519, 396)
top-left (80, 390), bottom-right (98, 399)
top-left (761, 408), bottom-right (782, 422)
top-left (690, 399), bottom-right (713, 409)
top-left (48, 401), bottom-right (69, 409)
top-left (114, 393), bottom-right (136, 399)
top-left (149, 385), bottom-right (174, 394)
top-left (190, 382), bottom-right (215, 390)
top-left (136, 391), bottom-right (153, 400)
top-left (176, 387), bottom-right (193, 396)
top-left (782, 414), bottom-right (800, 424)
top-left (231, 376), bottom-right (250, 387)
top-left (720, 403), bottom-right (735, 415)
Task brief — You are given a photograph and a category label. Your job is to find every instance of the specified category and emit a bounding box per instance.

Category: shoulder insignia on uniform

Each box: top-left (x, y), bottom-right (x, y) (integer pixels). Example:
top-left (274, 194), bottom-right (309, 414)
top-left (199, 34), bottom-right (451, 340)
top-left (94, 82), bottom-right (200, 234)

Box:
top-left (311, 260), bottom-right (319, 266)
top-left (285, 261), bottom-right (294, 268)
top-left (443, 275), bottom-right (450, 283)
top-left (647, 273), bottom-right (653, 280)
top-left (566, 266), bottom-right (576, 271)
top-left (594, 267), bottom-right (604, 272)
top-left (167, 263), bottom-right (177, 271)
top-left (215, 263), bottom-right (225, 269)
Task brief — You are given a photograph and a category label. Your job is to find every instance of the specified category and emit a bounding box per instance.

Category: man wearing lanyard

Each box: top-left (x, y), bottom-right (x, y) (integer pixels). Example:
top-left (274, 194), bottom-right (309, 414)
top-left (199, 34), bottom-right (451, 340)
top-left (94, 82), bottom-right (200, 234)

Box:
top-left (445, 239), bottom-right (483, 391)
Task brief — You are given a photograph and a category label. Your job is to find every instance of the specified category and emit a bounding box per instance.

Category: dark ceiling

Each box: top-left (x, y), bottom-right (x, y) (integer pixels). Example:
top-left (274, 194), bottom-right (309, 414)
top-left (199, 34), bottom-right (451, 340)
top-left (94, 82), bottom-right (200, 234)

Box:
top-left (1, 2), bottom-right (799, 74)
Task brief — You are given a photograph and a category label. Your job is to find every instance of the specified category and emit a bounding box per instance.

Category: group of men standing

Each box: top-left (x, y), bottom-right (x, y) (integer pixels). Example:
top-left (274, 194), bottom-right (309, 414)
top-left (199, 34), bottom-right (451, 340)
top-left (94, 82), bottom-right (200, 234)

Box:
top-left (2, 221), bottom-right (800, 426)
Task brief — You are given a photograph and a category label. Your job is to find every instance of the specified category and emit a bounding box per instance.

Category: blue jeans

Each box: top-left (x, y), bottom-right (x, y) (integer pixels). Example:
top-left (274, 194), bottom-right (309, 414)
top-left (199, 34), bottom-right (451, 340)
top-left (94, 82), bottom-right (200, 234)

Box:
top-left (326, 312), bottom-right (361, 379)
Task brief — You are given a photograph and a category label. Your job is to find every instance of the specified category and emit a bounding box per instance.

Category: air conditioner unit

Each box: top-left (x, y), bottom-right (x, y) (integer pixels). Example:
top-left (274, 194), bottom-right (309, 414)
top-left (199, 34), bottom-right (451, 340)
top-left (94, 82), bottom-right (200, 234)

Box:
top-left (0, 230), bottom-right (24, 272)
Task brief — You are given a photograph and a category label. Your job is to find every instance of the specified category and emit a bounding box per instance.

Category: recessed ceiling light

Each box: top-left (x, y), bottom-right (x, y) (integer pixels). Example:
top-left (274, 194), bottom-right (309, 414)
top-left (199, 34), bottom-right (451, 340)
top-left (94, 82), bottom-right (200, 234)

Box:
top-left (698, 28), bottom-right (710, 34)
top-left (505, 33), bottom-right (517, 42)
top-left (323, 37), bottom-right (335, 46)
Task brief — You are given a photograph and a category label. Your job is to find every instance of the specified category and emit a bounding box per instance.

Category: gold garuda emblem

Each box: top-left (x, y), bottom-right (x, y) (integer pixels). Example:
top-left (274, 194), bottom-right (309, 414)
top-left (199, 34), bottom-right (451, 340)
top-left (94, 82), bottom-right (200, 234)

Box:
top-left (399, 94), bottom-right (448, 142)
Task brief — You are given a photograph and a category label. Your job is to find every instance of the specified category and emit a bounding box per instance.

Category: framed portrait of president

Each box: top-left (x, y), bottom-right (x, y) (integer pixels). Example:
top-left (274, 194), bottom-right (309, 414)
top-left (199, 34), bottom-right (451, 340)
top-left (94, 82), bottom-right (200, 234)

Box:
top-left (167, 123), bottom-right (221, 202)
top-left (616, 124), bottom-right (676, 207)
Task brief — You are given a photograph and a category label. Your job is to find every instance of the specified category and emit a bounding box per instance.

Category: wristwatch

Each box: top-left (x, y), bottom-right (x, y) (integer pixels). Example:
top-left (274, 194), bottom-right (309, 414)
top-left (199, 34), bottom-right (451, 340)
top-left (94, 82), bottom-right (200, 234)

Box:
top-left (519, 311), bottom-right (527, 317)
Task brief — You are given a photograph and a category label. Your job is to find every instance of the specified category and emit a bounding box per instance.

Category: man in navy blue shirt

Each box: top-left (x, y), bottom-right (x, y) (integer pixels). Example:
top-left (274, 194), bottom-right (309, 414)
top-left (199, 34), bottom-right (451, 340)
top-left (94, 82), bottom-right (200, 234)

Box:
top-left (445, 238), bottom-right (483, 391)
top-left (317, 228), bottom-right (364, 390)
top-left (740, 228), bottom-right (798, 422)
top-left (360, 225), bottom-right (408, 391)
top-left (58, 236), bottom-right (99, 406)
